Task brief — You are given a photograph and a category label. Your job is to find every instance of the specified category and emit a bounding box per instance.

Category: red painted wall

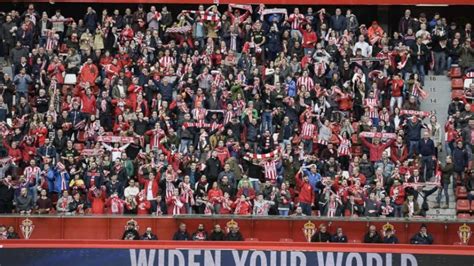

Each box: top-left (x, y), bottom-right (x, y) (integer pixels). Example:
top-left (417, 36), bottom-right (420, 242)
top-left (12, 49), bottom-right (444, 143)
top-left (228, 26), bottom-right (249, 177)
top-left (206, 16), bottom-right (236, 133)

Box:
top-left (1, 216), bottom-right (473, 245)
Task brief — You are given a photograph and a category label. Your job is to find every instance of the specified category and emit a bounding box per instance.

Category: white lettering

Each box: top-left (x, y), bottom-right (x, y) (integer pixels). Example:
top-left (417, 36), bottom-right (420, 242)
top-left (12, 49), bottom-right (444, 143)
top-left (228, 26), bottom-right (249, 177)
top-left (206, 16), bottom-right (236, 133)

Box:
top-left (205, 250), bottom-right (221, 266)
top-left (249, 251), bottom-right (267, 266)
top-left (188, 249), bottom-right (201, 266)
top-left (232, 250), bottom-right (249, 266)
top-left (401, 254), bottom-right (418, 266)
top-left (367, 253), bottom-right (383, 266)
top-left (129, 249), bottom-right (155, 266)
top-left (386, 253), bottom-right (392, 266)
top-left (345, 253), bottom-right (363, 266)
top-left (290, 251), bottom-right (307, 266)
top-left (270, 251), bottom-right (277, 266)
top-left (157, 250), bottom-right (165, 266)
top-left (280, 251), bottom-right (287, 266)
top-left (317, 252), bottom-right (343, 266)
top-left (168, 250), bottom-right (185, 266)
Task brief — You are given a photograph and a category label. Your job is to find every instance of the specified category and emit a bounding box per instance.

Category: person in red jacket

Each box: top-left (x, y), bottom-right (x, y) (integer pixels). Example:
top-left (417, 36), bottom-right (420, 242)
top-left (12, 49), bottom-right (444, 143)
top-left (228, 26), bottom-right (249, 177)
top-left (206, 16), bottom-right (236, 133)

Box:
top-left (105, 192), bottom-right (125, 214)
top-left (391, 135), bottom-right (409, 165)
top-left (389, 179), bottom-right (406, 217)
top-left (79, 57), bottom-right (98, 85)
top-left (232, 194), bottom-right (252, 215)
top-left (219, 192), bottom-right (233, 214)
top-left (20, 137), bottom-right (36, 165)
top-left (301, 23), bottom-right (317, 54)
top-left (2, 138), bottom-right (22, 169)
top-left (236, 180), bottom-right (256, 201)
top-left (207, 182), bottom-right (223, 214)
top-left (389, 73), bottom-right (404, 113)
top-left (80, 87), bottom-right (97, 115)
top-left (127, 77), bottom-right (142, 110)
top-left (167, 188), bottom-right (186, 215)
top-left (105, 58), bottom-right (121, 80)
top-left (360, 135), bottom-right (396, 163)
top-left (136, 190), bottom-right (151, 215)
top-left (47, 56), bottom-right (65, 84)
top-left (295, 171), bottom-right (315, 216)
top-left (88, 185), bottom-right (106, 214)
top-left (139, 172), bottom-right (159, 213)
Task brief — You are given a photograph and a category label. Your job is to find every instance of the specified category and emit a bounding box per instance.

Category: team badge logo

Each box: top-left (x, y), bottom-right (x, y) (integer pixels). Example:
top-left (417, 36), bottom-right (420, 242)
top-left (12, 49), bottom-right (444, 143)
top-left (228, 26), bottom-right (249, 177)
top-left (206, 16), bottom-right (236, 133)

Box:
top-left (458, 223), bottom-right (472, 245)
top-left (303, 221), bottom-right (316, 242)
top-left (20, 218), bottom-right (35, 239)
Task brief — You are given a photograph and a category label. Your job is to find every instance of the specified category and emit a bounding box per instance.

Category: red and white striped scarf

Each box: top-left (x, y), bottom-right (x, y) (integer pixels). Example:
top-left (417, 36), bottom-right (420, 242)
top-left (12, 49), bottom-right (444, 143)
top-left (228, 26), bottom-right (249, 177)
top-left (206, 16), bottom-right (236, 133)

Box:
top-left (172, 196), bottom-right (184, 215)
top-left (159, 56), bottom-right (175, 69)
top-left (179, 182), bottom-right (195, 205)
top-left (263, 160), bottom-right (277, 182)
top-left (337, 138), bottom-right (351, 156)
top-left (301, 122), bottom-right (316, 140)
top-left (244, 147), bottom-right (280, 161)
top-left (297, 76), bottom-right (314, 90)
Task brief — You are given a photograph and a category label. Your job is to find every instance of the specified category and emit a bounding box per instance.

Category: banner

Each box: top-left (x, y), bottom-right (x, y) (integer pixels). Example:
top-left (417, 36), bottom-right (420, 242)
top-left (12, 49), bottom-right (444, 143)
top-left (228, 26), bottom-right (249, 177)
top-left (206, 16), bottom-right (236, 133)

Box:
top-left (97, 136), bottom-right (136, 143)
top-left (0, 248), bottom-right (473, 266)
top-left (359, 132), bottom-right (397, 139)
top-left (400, 110), bottom-right (431, 117)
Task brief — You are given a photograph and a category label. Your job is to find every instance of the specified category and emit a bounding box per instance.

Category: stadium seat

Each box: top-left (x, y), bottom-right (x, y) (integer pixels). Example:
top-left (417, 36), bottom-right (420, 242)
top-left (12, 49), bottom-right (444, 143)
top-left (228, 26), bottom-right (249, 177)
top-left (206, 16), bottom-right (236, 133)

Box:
top-left (457, 213), bottom-right (471, 219)
top-left (456, 186), bottom-right (468, 199)
top-left (451, 90), bottom-right (465, 100)
top-left (450, 66), bottom-right (462, 78)
top-left (456, 199), bottom-right (470, 213)
top-left (451, 78), bottom-right (464, 90)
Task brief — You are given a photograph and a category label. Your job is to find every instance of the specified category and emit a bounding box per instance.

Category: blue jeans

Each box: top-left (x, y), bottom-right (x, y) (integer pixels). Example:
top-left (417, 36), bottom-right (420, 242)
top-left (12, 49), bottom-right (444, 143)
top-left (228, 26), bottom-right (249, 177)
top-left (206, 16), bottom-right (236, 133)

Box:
top-left (436, 184), bottom-right (449, 205)
top-left (28, 186), bottom-right (38, 204)
top-left (179, 139), bottom-right (192, 154)
top-left (279, 209), bottom-right (289, 216)
top-left (303, 139), bottom-right (313, 154)
top-left (394, 204), bottom-right (403, 217)
top-left (421, 155), bottom-right (433, 181)
top-left (408, 140), bottom-right (419, 158)
top-left (433, 51), bottom-right (446, 75)
top-left (261, 111), bottom-right (273, 132)
top-left (300, 202), bottom-right (312, 216)
top-left (413, 64), bottom-right (426, 85)
top-left (250, 180), bottom-right (261, 194)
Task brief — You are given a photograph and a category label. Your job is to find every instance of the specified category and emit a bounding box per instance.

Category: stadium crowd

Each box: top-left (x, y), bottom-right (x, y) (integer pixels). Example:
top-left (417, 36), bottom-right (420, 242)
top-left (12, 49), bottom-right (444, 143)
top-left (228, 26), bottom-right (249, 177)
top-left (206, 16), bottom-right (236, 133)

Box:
top-left (0, 3), bottom-right (473, 219)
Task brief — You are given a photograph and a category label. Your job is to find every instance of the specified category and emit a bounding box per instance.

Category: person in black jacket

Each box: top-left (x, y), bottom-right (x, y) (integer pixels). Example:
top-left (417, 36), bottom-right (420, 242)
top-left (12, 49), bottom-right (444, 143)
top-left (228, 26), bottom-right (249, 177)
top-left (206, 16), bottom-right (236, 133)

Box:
top-left (122, 221), bottom-right (140, 240)
top-left (382, 228), bottom-right (399, 244)
top-left (209, 224), bottom-right (226, 241)
top-left (225, 226), bottom-right (243, 241)
top-left (192, 224), bottom-right (208, 241)
top-left (141, 227), bottom-right (158, 240)
top-left (363, 225), bottom-right (382, 243)
top-left (172, 223), bottom-right (190, 241)
top-left (311, 224), bottom-right (332, 242)
top-left (0, 176), bottom-right (15, 213)
top-left (205, 151), bottom-right (222, 185)
top-left (418, 131), bottom-right (436, 181)
top-left (452, 140), bottom-right (469, 182)
top-left (410, 224), bottom-right (434, 244)
top-left (412, 185), bottom-right (437, 216)
top-left (331, 227), bottom-right (348, 243)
